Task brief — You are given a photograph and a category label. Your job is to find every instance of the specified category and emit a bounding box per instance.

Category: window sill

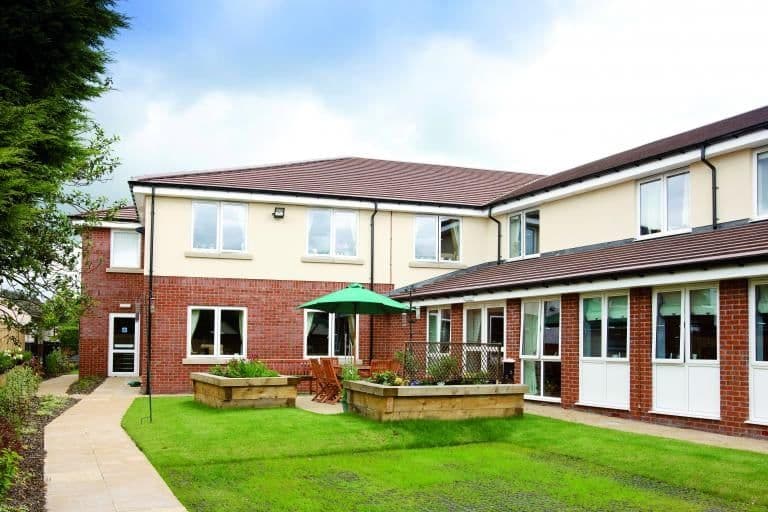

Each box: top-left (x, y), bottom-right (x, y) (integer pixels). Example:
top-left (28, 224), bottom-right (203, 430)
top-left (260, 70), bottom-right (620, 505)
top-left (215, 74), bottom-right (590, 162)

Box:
top-left (182, 356), bottom-right (239, 365)
top-left (634, 228), bottom-right (692, 241)
top-left (184, 250), bottom-right (253, 260)
top-left (106, 267), bottom-right (143, 274)
top-left (524, 395), bottom-right (561, 403)
top-left (649, 409), bottom-right (720, 421)
top-left (409, 261), bottom-right (466, 270)
top-left (301, 255), bottom-right (364, 265)
top-left (745, 419), bottom-right (768, 427)
top-left (575, 401), bottom-right (629, 411)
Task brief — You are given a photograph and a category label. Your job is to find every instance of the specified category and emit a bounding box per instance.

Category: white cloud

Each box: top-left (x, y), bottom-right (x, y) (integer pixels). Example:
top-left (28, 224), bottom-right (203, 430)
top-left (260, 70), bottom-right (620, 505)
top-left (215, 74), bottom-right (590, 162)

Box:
top-left (90, 0), bottom-right (768, 200)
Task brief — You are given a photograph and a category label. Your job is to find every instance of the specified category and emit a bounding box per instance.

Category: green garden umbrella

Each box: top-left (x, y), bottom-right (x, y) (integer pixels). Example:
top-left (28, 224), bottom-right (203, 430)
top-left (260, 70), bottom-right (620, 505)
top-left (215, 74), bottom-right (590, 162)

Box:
top-left (297, 283), bottom-right (411, 315)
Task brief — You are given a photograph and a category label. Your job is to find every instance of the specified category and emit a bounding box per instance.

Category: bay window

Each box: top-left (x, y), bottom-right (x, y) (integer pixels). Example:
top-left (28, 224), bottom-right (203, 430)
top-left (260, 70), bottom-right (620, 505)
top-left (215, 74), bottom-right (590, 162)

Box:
top-left (304, 310), bottom-right (357, 358)
top-left (414, 215), bottom-right (460, 262)
top-left (110, 229), bottom-right (141, 268)
top-left (187, 306), bottom-right (246, 357)
top-left (520, 298), bottom-right (561, 399)
top-left (306, 209), bottom-right (358, 257)
top-left (509, 210), bottom-right (540, 258)
top-left (192, 201), bottom-right (247, 252)
top-left (639, 171), bottom-right (689, 236)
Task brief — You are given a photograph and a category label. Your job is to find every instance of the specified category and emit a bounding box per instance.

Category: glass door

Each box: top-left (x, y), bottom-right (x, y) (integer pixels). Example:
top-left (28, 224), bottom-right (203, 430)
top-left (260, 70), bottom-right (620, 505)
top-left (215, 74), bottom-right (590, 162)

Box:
top-left (109, 313), bottom-right (138, 376)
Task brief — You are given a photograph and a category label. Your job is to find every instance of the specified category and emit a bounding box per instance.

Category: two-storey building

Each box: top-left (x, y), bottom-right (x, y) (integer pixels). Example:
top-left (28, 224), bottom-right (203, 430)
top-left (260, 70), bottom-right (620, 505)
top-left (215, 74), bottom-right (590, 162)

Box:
top-left (77, 105), bottom-right (768, 437)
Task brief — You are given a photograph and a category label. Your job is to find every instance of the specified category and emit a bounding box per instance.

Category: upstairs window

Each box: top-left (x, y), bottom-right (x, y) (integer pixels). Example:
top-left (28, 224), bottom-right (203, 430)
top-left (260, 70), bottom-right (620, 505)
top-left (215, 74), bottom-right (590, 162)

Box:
top-left (756, 150), bottom-right (768, 217)
top-left (509, 210), bottom-right (540, 258)
top-left (414, 216), bottom-right (460, 262)
top-left (639, 171), bottom-right (689, 236)
top-left (110, 230), bottom-right (141, 268)
top-left (307, 209), bottom-right (358, 257)
top-left (192, 202), bottom-right (247, 252)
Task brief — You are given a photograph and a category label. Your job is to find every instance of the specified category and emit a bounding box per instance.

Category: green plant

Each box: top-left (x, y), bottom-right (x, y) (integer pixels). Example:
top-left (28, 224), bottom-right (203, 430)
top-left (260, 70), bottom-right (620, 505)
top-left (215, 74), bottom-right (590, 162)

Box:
top-left (66, 375), bottom-right (105, 395)
top-left (44, 349), bottom-right (71, 377)
top-left (208, 359), bottom-right (278, 378)
top-left (394, 349), bottom-right (420, 377)
top-left (370, 370), bottom-right (399, 386)
top-left (0, 349), bottom-right (30, 374)
top-left (0, 366), bottom-right (40, 430)
top-left (462, 371), bottom-right (491, 385)
top-left (426, 356), bottom-right (458, 383)
top-left (0, 448), bottom-right (20, 500)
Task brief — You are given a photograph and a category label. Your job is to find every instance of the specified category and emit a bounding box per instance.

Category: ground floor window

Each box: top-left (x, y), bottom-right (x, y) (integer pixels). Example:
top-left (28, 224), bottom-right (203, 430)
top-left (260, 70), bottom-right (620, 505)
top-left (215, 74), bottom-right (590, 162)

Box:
top-left (188, 306), bottom-right (246, 357)
top-left (305, 310), bottom-right (357, 358)
top-left (520, 298), bottom-right (561, 399)
top-left (427, 308), bottom-right (451, 354)
top-left (750, 282), bottom-right (768, 423)
top-left (464, 303), bottom-right (505, 374)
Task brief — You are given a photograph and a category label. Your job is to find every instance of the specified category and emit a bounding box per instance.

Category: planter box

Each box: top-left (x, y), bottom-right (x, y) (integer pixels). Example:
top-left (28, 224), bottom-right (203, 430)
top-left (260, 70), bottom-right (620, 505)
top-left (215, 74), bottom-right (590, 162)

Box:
top-left (191, 372), bottom-right (299, 409)
top-left (343, 380), bottom-right (528, 421)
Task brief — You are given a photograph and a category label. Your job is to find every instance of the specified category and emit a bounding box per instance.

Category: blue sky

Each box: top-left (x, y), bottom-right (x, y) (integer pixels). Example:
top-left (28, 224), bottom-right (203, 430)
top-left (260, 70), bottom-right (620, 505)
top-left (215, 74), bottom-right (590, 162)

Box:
top-left (90, 0), bottom-right (768, 201)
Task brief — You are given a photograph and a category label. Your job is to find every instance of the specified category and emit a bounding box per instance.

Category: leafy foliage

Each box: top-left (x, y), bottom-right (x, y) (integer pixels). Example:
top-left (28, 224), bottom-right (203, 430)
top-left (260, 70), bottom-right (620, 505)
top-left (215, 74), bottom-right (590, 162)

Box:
top-left (208, 359), bottom-right (279, 378)
top-left (66, 376), bottom-right (105, 395)
top-left (426, 356), bottom-right (459, 383)
top-left (0, 448), bottom-right (20, 500)
top-left (0, 349), bottom-right (30, 374)
top-left (0, 1), bottom-right (127, 330)
top-left (44, 349), bottom-right (71, 378)
top-left (0, 366), bottom-right (40, 431)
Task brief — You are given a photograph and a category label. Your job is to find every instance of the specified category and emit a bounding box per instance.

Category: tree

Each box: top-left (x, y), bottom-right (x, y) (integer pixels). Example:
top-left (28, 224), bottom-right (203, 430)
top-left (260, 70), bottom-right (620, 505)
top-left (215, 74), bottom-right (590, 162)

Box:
top-left (0, 1), bottom-right (128, 325)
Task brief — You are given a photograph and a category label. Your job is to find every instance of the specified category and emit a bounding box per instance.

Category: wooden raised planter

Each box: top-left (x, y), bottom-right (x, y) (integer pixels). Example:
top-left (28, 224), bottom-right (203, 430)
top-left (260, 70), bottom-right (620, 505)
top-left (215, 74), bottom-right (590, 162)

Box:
top-left (343, 380), bottom-right (528, 421)
top-left (191, 372), bottom-right (299, 409)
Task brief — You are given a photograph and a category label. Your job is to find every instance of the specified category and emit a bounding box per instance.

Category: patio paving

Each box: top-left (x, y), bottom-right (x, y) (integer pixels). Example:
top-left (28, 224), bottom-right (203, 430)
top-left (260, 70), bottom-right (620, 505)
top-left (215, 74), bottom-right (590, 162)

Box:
top-left (45, 377), bottom-right (186, 512)
top-left (296, 394), bottom-right (343, 414)
top-left (526, 402), bottom-right (768, 454)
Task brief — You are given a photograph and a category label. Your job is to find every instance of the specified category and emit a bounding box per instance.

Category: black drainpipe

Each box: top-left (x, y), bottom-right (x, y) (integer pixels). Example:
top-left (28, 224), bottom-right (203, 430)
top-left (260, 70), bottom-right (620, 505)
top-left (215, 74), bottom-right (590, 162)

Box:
top-left (488, 206), bottom-right (502, 264)
top-left (145, 187), bottom-right (156, 422)
top-left (369, 202), bottom-right (378, 360)
top-left (700, 145), bottom-right (718, 230)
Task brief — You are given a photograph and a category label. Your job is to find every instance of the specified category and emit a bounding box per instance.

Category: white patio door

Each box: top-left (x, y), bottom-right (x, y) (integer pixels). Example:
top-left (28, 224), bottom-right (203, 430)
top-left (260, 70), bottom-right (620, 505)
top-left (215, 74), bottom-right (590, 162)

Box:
top-left (750, 283), bottom-right (768, 424)
top-left (652, 287), bottom-right (719, 419)
top-left (109, 313), bottom-right (139, 376)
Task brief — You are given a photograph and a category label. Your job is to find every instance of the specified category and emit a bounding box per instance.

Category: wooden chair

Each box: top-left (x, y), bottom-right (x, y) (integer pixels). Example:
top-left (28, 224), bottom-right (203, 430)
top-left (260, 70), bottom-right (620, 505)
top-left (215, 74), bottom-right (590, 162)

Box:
top-left (309, 359), bottom-right (331, 402)
top-left (320, 358), bottom-right (342, 403)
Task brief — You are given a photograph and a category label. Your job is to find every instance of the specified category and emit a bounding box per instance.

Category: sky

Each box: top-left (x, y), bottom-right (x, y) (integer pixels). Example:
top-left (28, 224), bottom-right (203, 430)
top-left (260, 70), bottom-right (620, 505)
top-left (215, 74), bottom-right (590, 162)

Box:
top-left (89, 0), bottom-right (768, 202)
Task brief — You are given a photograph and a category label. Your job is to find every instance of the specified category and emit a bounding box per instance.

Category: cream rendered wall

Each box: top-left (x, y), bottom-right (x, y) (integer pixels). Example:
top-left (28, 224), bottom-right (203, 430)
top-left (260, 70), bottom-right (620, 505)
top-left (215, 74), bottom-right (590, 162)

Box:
top-left (689, 148), bottom-right (752, 226)
top-left (144, 197), bottom-right (497, 288)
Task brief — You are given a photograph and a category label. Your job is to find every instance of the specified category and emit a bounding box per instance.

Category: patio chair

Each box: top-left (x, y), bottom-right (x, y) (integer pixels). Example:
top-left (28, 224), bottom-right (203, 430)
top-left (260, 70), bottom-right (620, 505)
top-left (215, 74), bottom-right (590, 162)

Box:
top-left (320, 358), bottom-right (342, 403)
top-left (309, 359), bottom-right (331, 402)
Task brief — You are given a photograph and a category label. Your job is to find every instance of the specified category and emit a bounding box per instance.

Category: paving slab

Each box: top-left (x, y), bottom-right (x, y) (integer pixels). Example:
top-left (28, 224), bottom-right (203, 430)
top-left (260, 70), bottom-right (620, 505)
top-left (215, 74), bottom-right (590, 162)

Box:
top-left (526, 402), bottom-right (768, 454)
top-left (38, 373), bottom-right (78, 397)
top-left (296, 394), bottom-right (343, 414)
top-left (45, 377), bottom-right (186, 512)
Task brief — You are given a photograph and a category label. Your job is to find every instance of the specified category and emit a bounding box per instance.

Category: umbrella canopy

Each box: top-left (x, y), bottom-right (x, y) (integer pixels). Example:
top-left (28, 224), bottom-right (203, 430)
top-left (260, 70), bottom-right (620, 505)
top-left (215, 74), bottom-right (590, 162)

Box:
top-left (297, 283), bottom-right (411, 315)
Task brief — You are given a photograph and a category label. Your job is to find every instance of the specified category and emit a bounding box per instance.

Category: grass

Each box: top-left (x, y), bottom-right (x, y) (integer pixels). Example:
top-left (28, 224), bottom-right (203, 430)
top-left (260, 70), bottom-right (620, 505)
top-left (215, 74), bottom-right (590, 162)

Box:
top-left (123, 397), bottom-right (768, 512)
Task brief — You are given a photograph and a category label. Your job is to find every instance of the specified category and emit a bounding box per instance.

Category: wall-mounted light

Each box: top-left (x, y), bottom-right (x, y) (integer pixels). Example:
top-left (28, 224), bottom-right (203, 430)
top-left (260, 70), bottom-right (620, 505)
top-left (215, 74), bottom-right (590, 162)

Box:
top-left (272, 207), bottom-right (285, 219)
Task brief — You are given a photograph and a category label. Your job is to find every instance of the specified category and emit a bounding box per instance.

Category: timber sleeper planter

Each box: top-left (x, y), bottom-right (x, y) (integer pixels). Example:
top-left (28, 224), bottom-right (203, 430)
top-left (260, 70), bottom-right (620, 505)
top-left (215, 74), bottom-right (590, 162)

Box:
top-left (343, 380), bottom-right (528, 421)
top-left (191, 372), bottom-right (300, 409)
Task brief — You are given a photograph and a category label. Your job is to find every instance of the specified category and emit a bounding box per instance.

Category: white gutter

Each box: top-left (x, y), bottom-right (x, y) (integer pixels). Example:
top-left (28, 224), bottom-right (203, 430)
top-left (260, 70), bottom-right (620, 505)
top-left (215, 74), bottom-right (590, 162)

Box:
top-left (71, 220), bottom-right (141, 229)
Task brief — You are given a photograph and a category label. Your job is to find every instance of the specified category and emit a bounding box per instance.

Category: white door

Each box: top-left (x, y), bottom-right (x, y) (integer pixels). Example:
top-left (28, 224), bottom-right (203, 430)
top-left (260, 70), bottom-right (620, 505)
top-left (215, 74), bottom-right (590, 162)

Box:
top-left (108, 313), bottom-right (139, 376)
top-left (750, 283), bottom-right (768, 423)
top-left (652, 287), bottom-right (720, 419)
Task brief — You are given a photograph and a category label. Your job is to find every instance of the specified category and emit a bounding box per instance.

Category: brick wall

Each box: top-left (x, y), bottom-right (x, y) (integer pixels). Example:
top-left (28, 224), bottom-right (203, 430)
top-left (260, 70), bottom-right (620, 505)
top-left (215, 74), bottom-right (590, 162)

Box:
top-left (629, 287), bottom-right (653, 415)
top-left (719, 279), bottom-right (751, 432)
top-left (560, 293), bottom-right (580, 408)
top-left (506, 298), bottom-right (521, 382)
top-left (80, 228), bottom-right (145, 377)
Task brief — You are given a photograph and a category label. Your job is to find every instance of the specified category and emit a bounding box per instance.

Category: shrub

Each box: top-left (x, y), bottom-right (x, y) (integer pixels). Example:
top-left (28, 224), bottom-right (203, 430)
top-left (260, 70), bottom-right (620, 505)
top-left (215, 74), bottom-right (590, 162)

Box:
top-left (426, 356), bottom-right (458, 383)
top-left (208, 359), bottom-right (278, 378)
top-left (395, 349), bottom-right (420, 376)
top-left (370, 370), bottom-right (399, 386)
top-left (0, 349), bottom-right (30, 374)
top-left (44, 349), bottom-right (71, 377)
top-left (0, 448), bottom-right (20, 500)
top-left (0, 366), bottom-right (40, 431)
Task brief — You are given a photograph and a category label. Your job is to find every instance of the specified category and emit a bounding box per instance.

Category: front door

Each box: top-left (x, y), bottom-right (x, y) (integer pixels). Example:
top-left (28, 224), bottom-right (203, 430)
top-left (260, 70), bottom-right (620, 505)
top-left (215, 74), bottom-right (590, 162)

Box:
top-left (109, 313), bottom-right (139, 376)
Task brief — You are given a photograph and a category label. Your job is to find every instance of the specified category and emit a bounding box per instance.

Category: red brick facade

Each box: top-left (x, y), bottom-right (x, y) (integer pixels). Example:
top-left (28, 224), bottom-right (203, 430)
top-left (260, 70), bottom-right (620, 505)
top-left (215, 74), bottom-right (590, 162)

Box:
top-left (80, 227), bottom-right (768, 437)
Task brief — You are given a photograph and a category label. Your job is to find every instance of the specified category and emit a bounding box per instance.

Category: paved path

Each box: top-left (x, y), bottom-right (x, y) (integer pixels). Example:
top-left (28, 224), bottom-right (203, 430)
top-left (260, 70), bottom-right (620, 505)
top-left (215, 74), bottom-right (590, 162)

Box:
top-left (526, 402), bottom-right (768, 454)
top-left (45, 377), bottom-right (186, 512)
top-left (38, 373), bottom-right (78, 397)
top-left (296, 394), bottom-right (343, 414)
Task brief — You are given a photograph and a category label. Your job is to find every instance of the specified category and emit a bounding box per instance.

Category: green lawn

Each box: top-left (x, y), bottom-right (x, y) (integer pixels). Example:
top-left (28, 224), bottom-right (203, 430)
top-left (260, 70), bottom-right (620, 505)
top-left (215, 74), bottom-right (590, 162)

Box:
top-left (123, 397), bottom-right (768, 512)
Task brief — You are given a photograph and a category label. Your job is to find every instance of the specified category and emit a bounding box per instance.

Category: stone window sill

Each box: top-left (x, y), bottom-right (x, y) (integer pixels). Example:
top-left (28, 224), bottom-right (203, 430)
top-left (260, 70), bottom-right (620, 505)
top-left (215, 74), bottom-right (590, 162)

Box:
top-left (182, 357), bottom-right (238, 365)
top-left (409, 260), bottom-right (466, 270)
top-left (106, 267), bottom-right (144, 274)
top-left (184, 251), bottom-right (253, 260)
top-left (301, 255), bottom-right (364, 265)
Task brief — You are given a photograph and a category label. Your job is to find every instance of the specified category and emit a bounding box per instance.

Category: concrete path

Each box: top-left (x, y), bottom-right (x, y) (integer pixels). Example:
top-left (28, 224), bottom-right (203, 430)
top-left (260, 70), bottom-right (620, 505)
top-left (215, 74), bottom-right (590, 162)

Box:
top-left (296, 394), bottom-right (343, 415)
top-left (526, 402), bottom-right (768, 454)
top-left (45, 377), bottom-right (186, 512)
top-left (38, 373), bottom-right (78, 397)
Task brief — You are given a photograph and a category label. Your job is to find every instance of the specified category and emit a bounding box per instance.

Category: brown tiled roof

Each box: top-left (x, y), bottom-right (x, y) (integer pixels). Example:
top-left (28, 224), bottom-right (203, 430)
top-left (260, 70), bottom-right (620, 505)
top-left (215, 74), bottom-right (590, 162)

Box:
top-left (491, 105), bottom-right (768, 204)
top-left (70, 206), bottom-right (138, 222)
top-left (393, 221), bottom-right (768, 299)
top-left (130, 157), bottom-right (542, 208)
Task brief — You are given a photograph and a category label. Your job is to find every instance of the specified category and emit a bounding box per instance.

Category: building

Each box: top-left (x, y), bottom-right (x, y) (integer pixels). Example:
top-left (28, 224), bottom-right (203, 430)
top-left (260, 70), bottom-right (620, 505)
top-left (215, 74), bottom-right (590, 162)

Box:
top-left (76, 105), bottom-right (768, 437)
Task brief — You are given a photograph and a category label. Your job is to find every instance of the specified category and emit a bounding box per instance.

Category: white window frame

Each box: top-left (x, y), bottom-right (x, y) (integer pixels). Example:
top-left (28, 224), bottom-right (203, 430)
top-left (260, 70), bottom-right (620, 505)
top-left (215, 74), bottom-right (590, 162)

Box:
top-left (748, 279), bottom-right (768, 424)
top-left (186, 306), bottom-right (248, 358)
top-left (637, 169), bottom-right (691, 239)
top-left (191, 201), bottom-right (248, 253)
top-left (302, 310), bottom-right (360, 360)
top-left (426, 307), bottom-right (452, 343)
top-left (508, 209), bottom-right (540, 259)
top-left (579, 291), bottom-right (630, 361)
top-left (651, 284), bottom-right (719, 365)
top-left (108, 312), bottom-right (139, 376)
top-left (519, 297), bottom-right (561, 402)
top-left (752, 147), bottom-right (768, 220)
top-left (413, 215), bottom-right (462, 263)
top-left (305, 209), bottom-right (359, 258)
top-left (462, 302), bottom-right (506, 349)
top-left (110, 229), bottom-right (142, 268)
